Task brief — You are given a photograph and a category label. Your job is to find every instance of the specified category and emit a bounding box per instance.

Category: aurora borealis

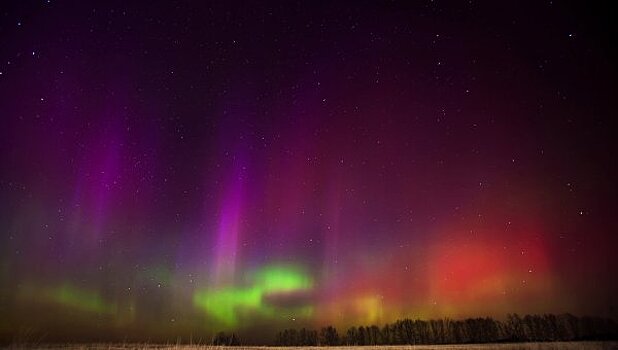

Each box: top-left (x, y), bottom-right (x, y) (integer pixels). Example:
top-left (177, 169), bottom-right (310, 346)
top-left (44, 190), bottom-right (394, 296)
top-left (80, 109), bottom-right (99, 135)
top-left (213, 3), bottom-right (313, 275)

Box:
top-left (0, 1), bottom-right (617, 344)
top-left (193, 265), bottom-right (314, 327)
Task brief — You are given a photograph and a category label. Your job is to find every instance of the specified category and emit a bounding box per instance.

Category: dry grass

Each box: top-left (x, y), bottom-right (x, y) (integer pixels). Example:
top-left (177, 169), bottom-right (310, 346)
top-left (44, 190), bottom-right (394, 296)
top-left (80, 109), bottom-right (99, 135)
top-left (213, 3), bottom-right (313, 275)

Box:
top-left (6, 343), bottom-right (618, 350)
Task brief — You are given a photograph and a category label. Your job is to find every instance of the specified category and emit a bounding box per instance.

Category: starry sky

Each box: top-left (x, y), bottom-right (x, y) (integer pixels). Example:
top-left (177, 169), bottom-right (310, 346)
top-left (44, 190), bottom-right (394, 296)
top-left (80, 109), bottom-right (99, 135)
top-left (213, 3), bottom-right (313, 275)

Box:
top-left (0, 0), bottom-right (617, 343)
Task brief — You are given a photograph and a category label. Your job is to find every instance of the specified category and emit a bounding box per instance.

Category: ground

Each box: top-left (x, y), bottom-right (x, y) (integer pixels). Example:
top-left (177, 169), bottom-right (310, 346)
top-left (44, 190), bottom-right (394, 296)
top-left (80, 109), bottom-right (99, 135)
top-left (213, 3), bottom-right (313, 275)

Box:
top-left (6, 342), bottom-right (618, 350)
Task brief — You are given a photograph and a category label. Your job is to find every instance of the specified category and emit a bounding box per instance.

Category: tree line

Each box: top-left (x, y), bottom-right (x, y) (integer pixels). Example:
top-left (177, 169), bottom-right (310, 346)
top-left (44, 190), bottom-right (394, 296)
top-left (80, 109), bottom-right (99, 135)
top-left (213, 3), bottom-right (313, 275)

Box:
top-left (274, 313), bottom-right (617, 345)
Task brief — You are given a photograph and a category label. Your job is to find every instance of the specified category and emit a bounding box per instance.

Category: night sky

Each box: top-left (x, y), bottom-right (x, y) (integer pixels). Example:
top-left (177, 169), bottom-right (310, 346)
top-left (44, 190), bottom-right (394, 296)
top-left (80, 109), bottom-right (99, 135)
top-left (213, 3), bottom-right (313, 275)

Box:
top-left (1, 1), bottom-right (617, 343)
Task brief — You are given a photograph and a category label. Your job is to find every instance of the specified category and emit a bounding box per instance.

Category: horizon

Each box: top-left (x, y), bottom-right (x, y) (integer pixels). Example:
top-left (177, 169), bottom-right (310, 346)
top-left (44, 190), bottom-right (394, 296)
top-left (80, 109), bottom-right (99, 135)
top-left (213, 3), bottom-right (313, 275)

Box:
top-left (1, 1), bottom-right (617, 345)
top-left (2, 312), bottom-right (615, 344)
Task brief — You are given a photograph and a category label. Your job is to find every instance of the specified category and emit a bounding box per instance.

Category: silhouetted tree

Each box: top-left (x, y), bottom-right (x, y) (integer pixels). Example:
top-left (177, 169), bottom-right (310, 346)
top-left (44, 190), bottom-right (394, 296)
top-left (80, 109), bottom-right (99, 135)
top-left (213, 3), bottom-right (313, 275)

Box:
top-left (212, 332), bottom-right (240, 345)
top-left (381, 324), bottom-right (392, 344)
top-left (319, 325), bottom-right (339, 345)
top-left (275, 313), bottom-right (617, 346)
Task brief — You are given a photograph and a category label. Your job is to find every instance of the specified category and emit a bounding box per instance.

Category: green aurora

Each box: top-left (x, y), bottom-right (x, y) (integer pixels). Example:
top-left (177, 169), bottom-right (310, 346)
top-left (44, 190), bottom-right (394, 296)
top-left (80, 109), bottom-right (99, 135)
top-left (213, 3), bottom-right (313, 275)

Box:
top-left (193, 264), bottom-right (313, 327)
top-left (46, 284), bottom-right (118, 315)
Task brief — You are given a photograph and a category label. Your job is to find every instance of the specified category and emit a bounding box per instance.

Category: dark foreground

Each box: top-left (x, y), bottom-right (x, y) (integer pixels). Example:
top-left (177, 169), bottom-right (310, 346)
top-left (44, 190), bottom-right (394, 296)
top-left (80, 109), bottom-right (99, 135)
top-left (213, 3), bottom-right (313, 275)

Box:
top-left (5, 342), bottom-right (618, 350)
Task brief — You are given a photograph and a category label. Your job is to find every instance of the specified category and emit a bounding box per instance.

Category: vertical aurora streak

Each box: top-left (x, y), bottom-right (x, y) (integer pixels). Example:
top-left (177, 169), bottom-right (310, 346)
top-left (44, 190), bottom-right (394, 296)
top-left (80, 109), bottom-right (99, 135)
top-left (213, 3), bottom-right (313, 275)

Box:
top-left (213, 160), bottom-right (245, 286)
